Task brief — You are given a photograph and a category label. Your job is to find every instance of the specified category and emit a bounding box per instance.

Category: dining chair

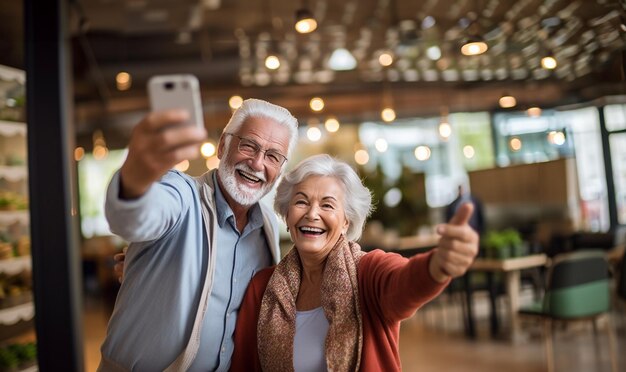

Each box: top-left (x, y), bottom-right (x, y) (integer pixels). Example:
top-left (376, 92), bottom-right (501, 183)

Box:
top-left (618, 252), bottom-right (626, 329)
top-left (518, 250), bottom-right (617, 372)
top-left (617, 248), bottom-right (626, 301)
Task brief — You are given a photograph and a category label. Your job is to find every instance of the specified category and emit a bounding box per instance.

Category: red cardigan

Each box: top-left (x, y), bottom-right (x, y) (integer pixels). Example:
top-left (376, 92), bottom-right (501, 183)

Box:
top-left (230, 249), bottom-right (448, 371)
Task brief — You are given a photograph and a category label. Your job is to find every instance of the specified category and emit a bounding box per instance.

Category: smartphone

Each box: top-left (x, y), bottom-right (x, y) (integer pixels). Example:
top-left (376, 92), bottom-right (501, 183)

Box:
top-left (147, 74), bottom-right (204, 128)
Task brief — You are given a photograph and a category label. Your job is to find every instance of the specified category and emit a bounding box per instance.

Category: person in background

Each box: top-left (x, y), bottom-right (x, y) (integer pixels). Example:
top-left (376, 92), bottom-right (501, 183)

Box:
top-left (98, 99), bottom-right (298, 371)
top-left (445, 183), bottom-right (485, 236)
top-left (231, 155), bottom-right (479, 371)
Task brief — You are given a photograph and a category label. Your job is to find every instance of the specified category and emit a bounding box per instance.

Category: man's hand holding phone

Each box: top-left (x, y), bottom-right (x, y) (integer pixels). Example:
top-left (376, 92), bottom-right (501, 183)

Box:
top-left (119, 75), bottom-right (207, 199)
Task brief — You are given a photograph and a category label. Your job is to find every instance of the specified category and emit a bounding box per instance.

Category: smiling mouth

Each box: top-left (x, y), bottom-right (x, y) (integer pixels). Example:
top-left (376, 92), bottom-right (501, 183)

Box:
top-left (237, 169), bottom-right (263, 184)
top-left (298, 226), bottom-right (326, 235)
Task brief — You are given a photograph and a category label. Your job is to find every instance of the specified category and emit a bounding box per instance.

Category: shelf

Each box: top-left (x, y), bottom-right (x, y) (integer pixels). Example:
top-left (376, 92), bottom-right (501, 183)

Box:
top-left (0, 166), bottom-right (27, 182)
top-left (0, 302), bottom-right (34, 326)
top-left (0, 66), bottom-right (25, 85)
top-left (0, 121), bottom-right (26, 137)
top-left (0, 256), bottom-right (31, 275)
top-left (0, 210), bottom-right (28, 225)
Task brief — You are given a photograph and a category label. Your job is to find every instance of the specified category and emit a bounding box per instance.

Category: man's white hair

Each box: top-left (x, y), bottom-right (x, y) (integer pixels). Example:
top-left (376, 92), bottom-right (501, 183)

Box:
top-left (222, 98), bottom-right (299, 159)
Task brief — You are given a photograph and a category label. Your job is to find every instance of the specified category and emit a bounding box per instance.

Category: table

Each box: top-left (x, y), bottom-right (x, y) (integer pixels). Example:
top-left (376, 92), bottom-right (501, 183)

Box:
top-left (374, 234), bottom-right (439, 258)
top-left (464, 254), bottom-right (548, 341)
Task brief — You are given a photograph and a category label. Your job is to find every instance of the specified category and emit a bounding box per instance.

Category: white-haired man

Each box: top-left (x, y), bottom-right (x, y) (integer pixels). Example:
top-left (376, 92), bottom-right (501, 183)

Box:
top-left (98, 99), bottom-right (299, 371)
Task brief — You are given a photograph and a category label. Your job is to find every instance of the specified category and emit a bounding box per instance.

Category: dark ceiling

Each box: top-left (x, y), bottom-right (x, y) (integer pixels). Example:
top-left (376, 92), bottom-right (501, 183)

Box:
top-left (4, 0), bottom-right (626, 148)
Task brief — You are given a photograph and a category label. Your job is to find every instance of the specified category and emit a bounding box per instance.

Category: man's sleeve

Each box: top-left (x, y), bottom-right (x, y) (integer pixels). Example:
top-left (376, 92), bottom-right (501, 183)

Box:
top-left (105, 170), bottom-right (195, 243)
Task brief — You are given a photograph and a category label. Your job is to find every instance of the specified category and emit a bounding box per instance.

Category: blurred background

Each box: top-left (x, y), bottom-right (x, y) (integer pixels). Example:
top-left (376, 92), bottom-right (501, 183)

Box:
top-left (0, 0), bottom-right (626, 371)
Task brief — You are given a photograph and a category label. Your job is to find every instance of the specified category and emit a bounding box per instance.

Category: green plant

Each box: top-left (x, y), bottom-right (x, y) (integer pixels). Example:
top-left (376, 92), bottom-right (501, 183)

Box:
top-left (483, 230), bottom-right (509, 259)
top-left (7, 342), bottom-right (36, 363)
top-left (0, 347), bottom-right (18, 370)
top-left (360, 164), bottom-right (429, 236)
top-left (501, 228), bottom-right (525, 257)
top-left (483, 228), bottom-right (525, 259)
top-left (500, 228), bottom-right (522, 246)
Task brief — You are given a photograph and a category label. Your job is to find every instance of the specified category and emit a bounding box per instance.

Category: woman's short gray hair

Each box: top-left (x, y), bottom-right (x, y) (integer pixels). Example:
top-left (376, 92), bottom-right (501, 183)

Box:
top-left (222, 98), bottom-right (299, 159)
top-left (274, 154), bottom-right (373, 241)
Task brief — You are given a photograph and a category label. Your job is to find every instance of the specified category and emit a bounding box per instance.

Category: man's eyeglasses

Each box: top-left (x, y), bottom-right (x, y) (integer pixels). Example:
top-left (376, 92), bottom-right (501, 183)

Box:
top-left (225, 133), bottom-right (288, 167)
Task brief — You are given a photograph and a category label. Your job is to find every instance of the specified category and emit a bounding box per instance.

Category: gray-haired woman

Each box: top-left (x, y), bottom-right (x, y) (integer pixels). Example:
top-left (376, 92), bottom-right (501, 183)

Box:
top-left (231, 154), bottom-right (479, 372)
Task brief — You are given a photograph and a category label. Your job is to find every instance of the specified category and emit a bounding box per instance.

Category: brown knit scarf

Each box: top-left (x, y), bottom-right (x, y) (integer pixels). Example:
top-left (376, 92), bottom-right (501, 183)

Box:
top-left (257, 235), bottom-right (366, 371)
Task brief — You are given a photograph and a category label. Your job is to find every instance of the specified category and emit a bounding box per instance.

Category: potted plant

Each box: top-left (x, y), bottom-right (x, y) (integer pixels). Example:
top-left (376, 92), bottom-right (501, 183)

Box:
top-left (483, 230), bottom-right (510, 259)
top-left (501, 228), bottom-right (525, 257)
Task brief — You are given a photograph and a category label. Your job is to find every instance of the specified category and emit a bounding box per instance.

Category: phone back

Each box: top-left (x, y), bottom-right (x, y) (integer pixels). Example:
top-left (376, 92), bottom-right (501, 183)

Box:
top-left (147, 74), bottom-right (204, 128)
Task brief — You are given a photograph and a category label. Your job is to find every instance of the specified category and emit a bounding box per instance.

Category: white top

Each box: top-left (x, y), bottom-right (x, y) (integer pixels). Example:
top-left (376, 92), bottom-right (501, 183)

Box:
top-left (293, 306), bottom-right (329, 372)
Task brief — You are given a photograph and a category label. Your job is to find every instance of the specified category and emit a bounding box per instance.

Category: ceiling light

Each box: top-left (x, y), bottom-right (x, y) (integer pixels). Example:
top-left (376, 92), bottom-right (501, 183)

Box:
top-left (421, 16), bottom-right (436, 30)
top-left (265, 55), bottom-right (280, 70)
top-left (116, 72), bottom-right (132, 91)
top-left (310, 97), bottom-right (324, 111)
top-left (499, 94), bottom-right (516, 108)
top-left (381, 107), bottom-right (396, 122)
top-left (527, 106), bottom-right (542, 117)
top-left (354, 149), bottom-right (369, 165)
top-left (328, 48), bottom-right (357, 71)
top-left (375, 138), bottom-right (388, 152)
top-left (463, 145), bottom-right (475, 159)
top-left (228, 95), bottom-right (243, 109)
top-left (74, 147), bottom-right (85, 161)
top-left (324, 117), bottom-right (340, 132)
top-left (553, 131), bottom-right (566, 145)
top-left (461, 37), bottom-right (488, 56)
top-left (541, 55), bottom-right (557, 69)
top-left (93, 145), bottom-right (108, 160)
top-left (201, 142), bottom-right (216, 157)
top-left (438, 122), bottom-right (452, 139)
top-left (414, 146), bottom-right (431, 161)
top-left (92, 129), bottom-right (108, 160)
top-left (426, 45), bottom-right (442, 60)
top-left (295, 8), bottom-right (317, 33)
top-left (378, 52), bottom-right (394, 67)
top-left (307, 126), bottom-right (322, 141)
top-left (509, 137), bottom-right (522, 151)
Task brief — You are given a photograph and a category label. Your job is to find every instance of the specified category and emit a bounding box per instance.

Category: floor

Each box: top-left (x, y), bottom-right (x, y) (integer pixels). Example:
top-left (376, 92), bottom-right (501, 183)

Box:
top-left (399, 290), bottom-right (626, 372)
top-left (83, 290), bottom-right (626, 372)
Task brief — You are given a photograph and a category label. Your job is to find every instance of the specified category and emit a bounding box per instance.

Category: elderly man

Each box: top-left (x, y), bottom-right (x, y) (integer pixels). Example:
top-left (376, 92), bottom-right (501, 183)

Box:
top-left (98, 99), bottom-right (299, 371)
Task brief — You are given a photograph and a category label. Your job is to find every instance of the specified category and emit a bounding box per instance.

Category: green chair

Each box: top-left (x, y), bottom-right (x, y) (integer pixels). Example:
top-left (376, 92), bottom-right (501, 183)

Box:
top-left (619, 251), bottom-right (626, 302)
top-left (519, 250), bottom-right (617, 372)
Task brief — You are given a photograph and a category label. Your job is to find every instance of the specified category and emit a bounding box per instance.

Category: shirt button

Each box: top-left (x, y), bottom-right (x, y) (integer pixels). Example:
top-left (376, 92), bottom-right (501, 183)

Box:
top-left (221, 347), bottom-right (225, 353)
top-left (233, 278), bottom-right (237, 283)
top-left (226, 313), bottom-right (230, 318)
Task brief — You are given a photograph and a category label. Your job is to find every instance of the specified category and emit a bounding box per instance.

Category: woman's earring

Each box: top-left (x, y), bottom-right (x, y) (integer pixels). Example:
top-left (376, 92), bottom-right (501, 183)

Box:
top-left (286, 227), bottom-right (290, 232)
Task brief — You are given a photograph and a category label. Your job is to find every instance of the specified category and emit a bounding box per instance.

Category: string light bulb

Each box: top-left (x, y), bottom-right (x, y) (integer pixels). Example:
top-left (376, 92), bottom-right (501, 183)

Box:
top-left (541, 55), bottom-right (557, 69)
top-left (499, 94), bottom-right (516, 108)
top-left (381, 107), bottom-right (396, 122)
top-left (295, 8), bottom-right (317, 34)
top-left (461, 37), bottom-right (488, 56)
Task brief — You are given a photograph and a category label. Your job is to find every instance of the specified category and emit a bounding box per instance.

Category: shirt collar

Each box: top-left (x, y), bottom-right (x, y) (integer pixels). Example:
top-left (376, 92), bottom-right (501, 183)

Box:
top-left (213, 172), bottom-right (264, 232)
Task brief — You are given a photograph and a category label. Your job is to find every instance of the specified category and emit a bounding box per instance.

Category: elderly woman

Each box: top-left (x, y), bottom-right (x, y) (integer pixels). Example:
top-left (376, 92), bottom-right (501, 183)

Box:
top-left (231, 154), bottom-right (479, 371)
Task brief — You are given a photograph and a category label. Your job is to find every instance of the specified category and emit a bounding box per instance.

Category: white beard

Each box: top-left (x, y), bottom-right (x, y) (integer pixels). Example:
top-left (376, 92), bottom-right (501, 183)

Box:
top-left (218, 155), bottom-right (273, 206)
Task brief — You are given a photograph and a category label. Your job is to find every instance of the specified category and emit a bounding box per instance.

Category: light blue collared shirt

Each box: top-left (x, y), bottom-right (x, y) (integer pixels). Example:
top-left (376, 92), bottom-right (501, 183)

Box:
top-left (188, 173), bottom-right (272, 371)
